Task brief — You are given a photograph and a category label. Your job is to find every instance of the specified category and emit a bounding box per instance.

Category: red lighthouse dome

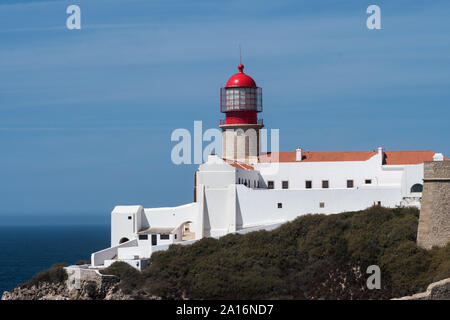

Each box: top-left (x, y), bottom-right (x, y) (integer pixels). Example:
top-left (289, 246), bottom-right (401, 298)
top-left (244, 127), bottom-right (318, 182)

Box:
top-left (225, 64), bottom-right (257, 88)
top-left (220, 64), bottom-right (263, 126)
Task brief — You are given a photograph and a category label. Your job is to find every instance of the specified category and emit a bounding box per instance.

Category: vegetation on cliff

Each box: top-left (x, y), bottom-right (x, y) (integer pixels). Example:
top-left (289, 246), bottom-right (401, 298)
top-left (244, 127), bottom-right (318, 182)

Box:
top-left (19, 263), bottom-right (68, 289)
top-left (101, 206), bottom-right (450, 299)
top-left (16, 206), bottom-right (450, 299)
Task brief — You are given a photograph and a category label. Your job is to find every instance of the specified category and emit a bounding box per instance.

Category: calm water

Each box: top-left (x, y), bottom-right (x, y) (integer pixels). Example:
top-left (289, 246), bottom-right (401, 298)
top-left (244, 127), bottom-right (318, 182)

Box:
top-left (0, 225), bottom-right (110, 295)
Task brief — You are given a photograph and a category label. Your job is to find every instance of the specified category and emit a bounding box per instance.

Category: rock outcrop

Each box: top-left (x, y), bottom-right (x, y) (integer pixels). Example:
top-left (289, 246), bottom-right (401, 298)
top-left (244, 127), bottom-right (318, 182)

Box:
top-left (2, 266), bottom-right (130, 300)
top-left (394, 277), bottom-right (450, 300)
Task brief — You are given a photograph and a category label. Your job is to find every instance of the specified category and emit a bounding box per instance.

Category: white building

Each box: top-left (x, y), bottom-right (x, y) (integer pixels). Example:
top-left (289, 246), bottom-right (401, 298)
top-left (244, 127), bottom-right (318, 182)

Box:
top-left (91, 64), bottom-right (448, 270)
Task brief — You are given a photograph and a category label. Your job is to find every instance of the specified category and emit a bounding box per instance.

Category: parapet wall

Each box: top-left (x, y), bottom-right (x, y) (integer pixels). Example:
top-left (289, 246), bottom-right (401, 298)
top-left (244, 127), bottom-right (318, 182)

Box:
top-left (394, 277), bottom-right (450, 300)
top-left (417, 161), bottom-right (450, 249)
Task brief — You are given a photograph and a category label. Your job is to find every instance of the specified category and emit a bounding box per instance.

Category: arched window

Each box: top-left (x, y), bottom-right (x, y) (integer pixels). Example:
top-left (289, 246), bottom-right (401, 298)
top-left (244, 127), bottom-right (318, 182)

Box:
top-left (410, 184), bottom-right (423, 193)
top-left (119, 237), bottom-right (129, 244)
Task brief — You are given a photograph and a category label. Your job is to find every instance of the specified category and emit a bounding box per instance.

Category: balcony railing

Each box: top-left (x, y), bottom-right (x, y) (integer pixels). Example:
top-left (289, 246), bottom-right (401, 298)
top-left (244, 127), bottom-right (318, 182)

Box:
top-left (220, 118), bottom-right (263, 126)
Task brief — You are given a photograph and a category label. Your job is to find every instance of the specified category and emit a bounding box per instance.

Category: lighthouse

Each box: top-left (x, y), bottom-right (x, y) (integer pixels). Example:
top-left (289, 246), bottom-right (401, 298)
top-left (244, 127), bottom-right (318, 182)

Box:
top-left (220, 64), bottom-right (263, 164)
top-left (91, 62), bottom-right (448, 269)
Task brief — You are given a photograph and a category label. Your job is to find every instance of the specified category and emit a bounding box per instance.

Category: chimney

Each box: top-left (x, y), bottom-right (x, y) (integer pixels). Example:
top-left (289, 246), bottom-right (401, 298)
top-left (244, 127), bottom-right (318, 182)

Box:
top-left (378, 147), bottom-right (384, 164)
top-left (433, 153), bottom-right (444, 161)
top-left (296, 147), bottom-right (302, 161)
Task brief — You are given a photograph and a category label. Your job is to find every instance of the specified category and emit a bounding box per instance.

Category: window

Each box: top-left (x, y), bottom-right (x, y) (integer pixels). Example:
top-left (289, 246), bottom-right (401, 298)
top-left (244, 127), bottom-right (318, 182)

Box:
top-left (322, 180), bottom-right (329, 189)
top-left (377, 201), bottom-right (381, 206)
top-left (268, 181), bottom-right (274, 189)
top-left (128, 216), bottom-right (132, 220)
top-left (238, 178), bottom-right (241, 184)
top-left (319, 202), bottom-right (325, 208)
top-left (410, 184), bottom-right (423, 193)
top-left (305, 180), bottom-right (312, 189)
top-left (277, 203), bottom-right (282, 208)
top-left (282, 181), bottom-right (289, 189)
top-left (347, 180), bottom-right (354, 188)
top-left (365, 179), bottom-right (372, 184)
top-left (175, 234), bottom-right (177, 240)
top-left (119, 237), bottom-right (129, 244)
top-left (160, 234), bottom-right (170, 240)
top-left (138, 235), bottom-right (148, 240)
top-left (151, 234), bottom-right (157, 246)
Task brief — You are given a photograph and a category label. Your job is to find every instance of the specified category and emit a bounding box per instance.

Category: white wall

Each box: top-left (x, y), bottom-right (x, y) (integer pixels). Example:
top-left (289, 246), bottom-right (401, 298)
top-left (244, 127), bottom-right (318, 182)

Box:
top-left (203, 188), bottom-right (229, 237)
top-left (101, 150), bottom-right (426, 268)
top-left (143, 203), bottom-right (199, 233)
top-left (235, 184), bottom-right (402, 228)
top-left (91, 239), bottom-right (138, 267)
top-left (255, 153), bottom-right (386, 190)
top-left (111, 206), bottom-right (143, 246)
top-left (401, 164), bottom-right (424, 197)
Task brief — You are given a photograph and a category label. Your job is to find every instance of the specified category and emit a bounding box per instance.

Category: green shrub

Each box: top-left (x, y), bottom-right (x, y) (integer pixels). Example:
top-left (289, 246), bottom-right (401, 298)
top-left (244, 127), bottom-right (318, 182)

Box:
top-left (100, 262), bottom-right (144, 294)
top-left (20, 262), bottom-right (68, 288)
top-left (79, 206), bottom-right (450, 299)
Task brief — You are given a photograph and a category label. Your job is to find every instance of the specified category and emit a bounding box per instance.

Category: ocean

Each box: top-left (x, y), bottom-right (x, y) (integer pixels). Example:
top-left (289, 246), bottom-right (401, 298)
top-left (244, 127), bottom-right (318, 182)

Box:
top-left (0, 225), bottom-right (110, 295)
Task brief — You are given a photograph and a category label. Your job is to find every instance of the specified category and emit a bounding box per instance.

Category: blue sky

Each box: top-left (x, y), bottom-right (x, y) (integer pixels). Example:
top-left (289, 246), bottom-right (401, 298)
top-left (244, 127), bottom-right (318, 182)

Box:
top-left (0, 0), bottom-right (449, 225)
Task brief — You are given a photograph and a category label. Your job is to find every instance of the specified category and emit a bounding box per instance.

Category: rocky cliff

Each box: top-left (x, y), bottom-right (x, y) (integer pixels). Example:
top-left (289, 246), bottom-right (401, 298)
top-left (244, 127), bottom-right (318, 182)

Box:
top-left (394, 277), bottom-right (450, 300)
top-left (2, 266), bottom-right (132, 300)
top-left (3, 207), bottom-right (450, 300)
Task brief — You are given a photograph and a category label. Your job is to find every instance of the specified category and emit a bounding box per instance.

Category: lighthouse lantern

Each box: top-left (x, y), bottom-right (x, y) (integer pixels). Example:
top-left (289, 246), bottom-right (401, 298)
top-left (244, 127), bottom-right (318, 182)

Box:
top-left (219, 63), bottom-right (264, 164)
top-left (220, 64), bottom-right (262, 125)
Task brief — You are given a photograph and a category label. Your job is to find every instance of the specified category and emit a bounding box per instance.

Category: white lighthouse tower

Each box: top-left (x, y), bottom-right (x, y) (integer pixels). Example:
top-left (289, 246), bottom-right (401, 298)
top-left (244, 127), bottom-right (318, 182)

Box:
top-left (220, 64), bottom-right (263, 164)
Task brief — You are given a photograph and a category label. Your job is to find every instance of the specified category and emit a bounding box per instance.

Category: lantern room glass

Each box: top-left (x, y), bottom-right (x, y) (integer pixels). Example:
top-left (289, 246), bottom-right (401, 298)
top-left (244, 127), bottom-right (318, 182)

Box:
top-left (220, 87), bottom-right (262, 113)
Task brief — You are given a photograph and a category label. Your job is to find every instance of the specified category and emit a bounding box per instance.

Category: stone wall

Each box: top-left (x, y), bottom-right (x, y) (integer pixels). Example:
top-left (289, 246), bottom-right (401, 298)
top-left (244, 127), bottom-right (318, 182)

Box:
top-left (417, 161), bottom-right (450, 249)
top-left (394, 277), bottom-right (450, 300)
top-left (1, 266), bottom-right (125, 300)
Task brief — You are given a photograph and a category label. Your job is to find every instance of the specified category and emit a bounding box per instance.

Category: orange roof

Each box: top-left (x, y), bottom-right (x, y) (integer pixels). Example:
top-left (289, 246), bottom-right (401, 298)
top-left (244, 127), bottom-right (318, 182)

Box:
top-left (258, 150), bottom-right (449, 165)
top-left (224, 159), bottom-right (254, 170)
top-left (259, 151), bottom-right (377, 163)
top-left (383, 150), bottom-right (448, 165)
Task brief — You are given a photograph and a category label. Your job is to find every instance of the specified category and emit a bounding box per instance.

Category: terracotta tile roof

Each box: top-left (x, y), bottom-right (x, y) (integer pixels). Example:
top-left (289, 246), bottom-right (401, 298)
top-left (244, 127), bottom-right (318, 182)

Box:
top-left (258, 150), bottom-right (449, 165)
top-left (258, 151), bottom-right (377, 163)
top-left (224, 159), bottom-right (254, 170)
top-left (383, 150), bottom-right (446, 165)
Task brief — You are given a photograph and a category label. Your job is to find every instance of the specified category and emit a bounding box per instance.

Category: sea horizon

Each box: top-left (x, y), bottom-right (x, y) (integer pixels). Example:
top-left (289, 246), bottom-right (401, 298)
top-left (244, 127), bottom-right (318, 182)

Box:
top-left (0, 224), bottom-right (110, 295)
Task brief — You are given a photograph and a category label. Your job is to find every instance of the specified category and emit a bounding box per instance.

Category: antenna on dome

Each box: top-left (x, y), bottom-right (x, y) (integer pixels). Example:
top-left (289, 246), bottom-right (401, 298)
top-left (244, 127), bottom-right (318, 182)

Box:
top-left (239, 43), bottom-right (242, 65)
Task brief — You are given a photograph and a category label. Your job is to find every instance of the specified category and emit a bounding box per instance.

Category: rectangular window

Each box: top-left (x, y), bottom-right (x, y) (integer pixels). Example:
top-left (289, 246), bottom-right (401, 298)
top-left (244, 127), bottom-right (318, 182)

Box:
top-left (160, 234), bottom-right (170, 240)
top-left (128, 216), bottom-right (132, 220)
top-left (151, 234), bottom-right (157, 246)
top-left (319, 202), bottom-right (325, 208)
top-left (347, 180), bottom-right (354, 188)
top-left (277, 203), bottom-right (282, 209)
top-left (365, 179), bottom-right (372, 184)
top-left (268, 181), bottom-right (274, 189)
top-left (322, 180), bottom-right (329, 188)
top-left (138, 235), bottom-right (148, 240)
top-left (305, 180), bottom-right (312, 189)
top-left (282, 181), bottom-right (289, 189)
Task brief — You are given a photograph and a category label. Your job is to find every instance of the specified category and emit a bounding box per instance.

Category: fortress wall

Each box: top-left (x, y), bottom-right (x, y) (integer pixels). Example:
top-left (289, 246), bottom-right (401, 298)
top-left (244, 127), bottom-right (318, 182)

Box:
top-left (417, 161), bottom-right (450, 249)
